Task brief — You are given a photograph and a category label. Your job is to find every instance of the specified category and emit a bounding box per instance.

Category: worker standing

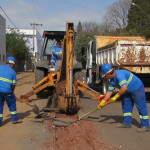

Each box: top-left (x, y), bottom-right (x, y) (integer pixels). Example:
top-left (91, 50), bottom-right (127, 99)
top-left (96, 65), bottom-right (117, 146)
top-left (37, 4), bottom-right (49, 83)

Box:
top-left (0, 56), bottom-right (22, 126)
top-left (98, 64), bottom-right (150, 132)
top-left (50, 40), bottom-right (62, 66)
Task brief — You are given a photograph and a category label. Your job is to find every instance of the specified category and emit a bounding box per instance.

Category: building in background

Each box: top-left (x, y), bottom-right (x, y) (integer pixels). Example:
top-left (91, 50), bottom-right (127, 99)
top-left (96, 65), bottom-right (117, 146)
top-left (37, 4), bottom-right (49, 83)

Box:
top-left (0, 14), bottom-right (6, 65)
top-left (6, 28), bottom-right (43, 61)
top-left (6, 28), bottom-right (43, 70)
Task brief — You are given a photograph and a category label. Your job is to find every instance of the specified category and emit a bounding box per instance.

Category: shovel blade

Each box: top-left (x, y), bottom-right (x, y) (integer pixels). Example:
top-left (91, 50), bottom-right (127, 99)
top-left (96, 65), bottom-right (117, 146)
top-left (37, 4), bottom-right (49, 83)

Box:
top-left (32, 104), bottom-right (40, 114)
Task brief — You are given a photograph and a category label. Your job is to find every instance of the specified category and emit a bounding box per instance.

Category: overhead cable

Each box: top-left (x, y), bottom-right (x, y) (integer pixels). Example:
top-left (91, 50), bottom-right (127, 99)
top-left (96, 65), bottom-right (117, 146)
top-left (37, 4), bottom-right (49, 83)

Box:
top-left (0, 6), bottom-right (19, 29)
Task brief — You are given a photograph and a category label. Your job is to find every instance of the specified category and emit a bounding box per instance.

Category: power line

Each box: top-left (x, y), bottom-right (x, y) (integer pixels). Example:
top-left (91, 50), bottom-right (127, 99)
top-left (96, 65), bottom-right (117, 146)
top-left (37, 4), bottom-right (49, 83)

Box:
top-left (31, 0), bottom-right (45, 32)
top-left (57, 0), bottom-right (101, 14)
top-left (0, 6), bottom-right (18, 29)
top-left (30, 23), bottom-right (42, 54)
top-left (15, 1), bottom-right (31, 27)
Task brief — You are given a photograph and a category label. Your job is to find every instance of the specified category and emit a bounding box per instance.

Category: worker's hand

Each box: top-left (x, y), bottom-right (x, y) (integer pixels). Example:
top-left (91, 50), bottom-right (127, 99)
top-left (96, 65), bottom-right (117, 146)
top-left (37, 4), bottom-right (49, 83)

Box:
top-left (111, 93), bottom-right (120, 102)
top-left (98, 99), bottom-right (106, 109)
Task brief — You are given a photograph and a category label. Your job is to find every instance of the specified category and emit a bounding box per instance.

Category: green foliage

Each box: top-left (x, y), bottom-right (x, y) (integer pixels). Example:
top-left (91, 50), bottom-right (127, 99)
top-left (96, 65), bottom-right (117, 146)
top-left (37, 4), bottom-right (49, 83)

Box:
top-left (75, 21), bottom-right (100, 68)
top-left (127, 0), bottom-right (150, 38)
top-left (6, 30), bottom-right (30, 60)
top-left (75, 33), bottom-right (94, 69)
top-left (77, 21), bottom-right (82, 38)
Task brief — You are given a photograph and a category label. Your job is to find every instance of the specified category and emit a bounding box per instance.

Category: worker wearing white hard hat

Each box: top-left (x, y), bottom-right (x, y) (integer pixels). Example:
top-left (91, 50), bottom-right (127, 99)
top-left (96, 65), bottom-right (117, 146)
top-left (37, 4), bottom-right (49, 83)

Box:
top-left (0, 56), bottom-right (22, 126)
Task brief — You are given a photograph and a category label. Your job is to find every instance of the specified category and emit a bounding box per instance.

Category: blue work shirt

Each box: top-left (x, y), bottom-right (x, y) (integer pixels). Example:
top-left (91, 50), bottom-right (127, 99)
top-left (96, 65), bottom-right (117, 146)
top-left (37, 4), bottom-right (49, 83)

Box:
top-left (0, 65), bottom-right (17, 93)
top-left (108, 70), bottom-right (142, 93)
top-left (50, 46), bottom-right (62, 66)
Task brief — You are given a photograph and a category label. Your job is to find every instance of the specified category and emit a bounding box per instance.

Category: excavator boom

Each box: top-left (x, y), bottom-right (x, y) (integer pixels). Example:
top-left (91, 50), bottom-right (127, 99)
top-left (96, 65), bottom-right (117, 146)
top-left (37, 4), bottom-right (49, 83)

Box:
top-left (20, 22), bottom-right (100, 114)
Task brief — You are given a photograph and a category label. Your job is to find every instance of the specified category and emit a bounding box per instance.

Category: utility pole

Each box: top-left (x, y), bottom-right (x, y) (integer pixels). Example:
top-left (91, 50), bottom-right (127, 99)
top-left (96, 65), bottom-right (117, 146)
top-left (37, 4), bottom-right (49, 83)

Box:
top-left (30, 23), bottom-right (42, 72)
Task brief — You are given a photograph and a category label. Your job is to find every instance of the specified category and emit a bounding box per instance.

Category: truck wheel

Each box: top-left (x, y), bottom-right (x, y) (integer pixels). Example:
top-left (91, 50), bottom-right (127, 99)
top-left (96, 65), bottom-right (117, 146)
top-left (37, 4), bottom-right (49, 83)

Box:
top-left (35, 68), bottom-right (45, 97)
top-left (102, 78), bottom-right (109, 94)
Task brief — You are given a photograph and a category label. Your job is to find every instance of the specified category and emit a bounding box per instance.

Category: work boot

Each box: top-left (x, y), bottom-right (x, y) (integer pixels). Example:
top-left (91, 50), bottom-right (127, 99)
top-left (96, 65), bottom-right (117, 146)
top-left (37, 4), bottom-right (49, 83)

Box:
top-left (137, 127), bottom-right (150, 132)
top-left (12, 119), bottom-right (22, 124)
top-left (116, 124), bottom-right (131, 128)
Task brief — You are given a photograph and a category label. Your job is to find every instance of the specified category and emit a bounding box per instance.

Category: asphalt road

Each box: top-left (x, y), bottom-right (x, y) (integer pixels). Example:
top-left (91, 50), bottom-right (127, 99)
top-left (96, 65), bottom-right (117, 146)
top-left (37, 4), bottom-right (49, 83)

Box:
top-left (0, 71), bottom-right (150, 150)
top-left (0, 71), bottom-right (50, 150)
top-left (79, 92), bottom-right (150, 150)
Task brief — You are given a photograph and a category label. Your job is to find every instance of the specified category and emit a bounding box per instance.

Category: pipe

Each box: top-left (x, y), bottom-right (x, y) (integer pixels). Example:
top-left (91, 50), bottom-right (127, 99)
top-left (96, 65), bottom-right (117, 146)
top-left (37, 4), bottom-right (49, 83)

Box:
top-left (70, 70), bottom-right (72, 94)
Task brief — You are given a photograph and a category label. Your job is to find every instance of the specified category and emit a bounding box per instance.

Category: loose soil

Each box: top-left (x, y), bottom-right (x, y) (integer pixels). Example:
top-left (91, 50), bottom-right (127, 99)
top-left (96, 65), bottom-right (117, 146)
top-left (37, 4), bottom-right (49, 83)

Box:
top-left (39, 113), bottom-right (118, 150)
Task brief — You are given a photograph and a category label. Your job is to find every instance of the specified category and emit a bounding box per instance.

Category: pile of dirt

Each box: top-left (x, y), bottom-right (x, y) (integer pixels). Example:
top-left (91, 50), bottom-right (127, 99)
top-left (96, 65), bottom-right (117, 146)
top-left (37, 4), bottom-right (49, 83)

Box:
top-left (39, 113), bottom-right (119, 150)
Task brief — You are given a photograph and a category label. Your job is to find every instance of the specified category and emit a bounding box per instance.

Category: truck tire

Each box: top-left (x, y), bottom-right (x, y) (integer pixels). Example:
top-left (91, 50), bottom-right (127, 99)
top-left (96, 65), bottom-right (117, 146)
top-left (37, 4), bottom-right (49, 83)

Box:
top-left (35, 68), bottom-right (45, 97)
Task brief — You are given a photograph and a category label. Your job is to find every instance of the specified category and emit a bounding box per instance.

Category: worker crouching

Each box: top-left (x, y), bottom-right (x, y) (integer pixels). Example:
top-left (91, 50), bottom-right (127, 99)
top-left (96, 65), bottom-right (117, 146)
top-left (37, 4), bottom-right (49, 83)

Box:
top-left (98, 64), bottom-right (150, 132)
top-left (0, 56), bottom-right (22, 126)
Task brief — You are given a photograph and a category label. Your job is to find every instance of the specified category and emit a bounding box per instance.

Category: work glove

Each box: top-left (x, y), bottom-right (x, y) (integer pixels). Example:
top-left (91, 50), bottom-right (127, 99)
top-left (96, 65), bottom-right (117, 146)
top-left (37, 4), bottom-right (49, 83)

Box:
top-left (98, 99), bottom-right (106, 109)
top-left (111, 93), bottom-right (120, 102)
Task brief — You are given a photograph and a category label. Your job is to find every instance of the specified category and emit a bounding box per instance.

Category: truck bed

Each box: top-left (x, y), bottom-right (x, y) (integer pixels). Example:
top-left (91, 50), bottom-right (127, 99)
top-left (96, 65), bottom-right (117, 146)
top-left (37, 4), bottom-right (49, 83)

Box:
top-left (97, 40), bottom-right (150, 73)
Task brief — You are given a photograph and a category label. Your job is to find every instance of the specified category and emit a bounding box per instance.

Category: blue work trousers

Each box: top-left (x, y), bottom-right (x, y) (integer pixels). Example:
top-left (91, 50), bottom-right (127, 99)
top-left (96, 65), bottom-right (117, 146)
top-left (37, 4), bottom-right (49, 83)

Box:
top-left (122, 83), bottom-right (149, 127)
top-left (50, 56), bottom-right (57, 66)
top-left (0, 92), bottom-right (18, 124)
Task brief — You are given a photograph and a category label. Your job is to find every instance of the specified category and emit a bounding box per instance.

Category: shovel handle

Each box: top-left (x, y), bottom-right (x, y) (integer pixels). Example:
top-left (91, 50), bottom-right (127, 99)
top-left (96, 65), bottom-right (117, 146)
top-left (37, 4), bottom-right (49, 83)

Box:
top-left (79, 100), bottom-right (112, 120)
top-left (79, 108), bottom-right (98, 120)
top-left (16, 97), bottom-right (34, 107)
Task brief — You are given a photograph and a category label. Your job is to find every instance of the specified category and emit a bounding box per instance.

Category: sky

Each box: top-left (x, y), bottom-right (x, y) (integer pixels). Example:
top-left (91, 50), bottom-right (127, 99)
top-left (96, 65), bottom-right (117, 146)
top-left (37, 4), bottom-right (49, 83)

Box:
top-left (0, 0), bottom-right (118, 36)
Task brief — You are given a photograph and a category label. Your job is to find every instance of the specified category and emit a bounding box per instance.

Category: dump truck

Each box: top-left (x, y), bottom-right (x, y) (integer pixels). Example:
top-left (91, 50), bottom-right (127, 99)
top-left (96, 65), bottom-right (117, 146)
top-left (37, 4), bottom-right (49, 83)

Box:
top-left (86, 36), bottom-right (150, 94)
top-left (20, 22), bottom-right (100, 114)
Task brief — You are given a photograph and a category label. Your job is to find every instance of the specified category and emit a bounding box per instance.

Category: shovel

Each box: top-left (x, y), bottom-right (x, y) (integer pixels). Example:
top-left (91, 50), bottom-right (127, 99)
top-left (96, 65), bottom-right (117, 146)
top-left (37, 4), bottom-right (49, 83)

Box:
top-left (79, 108), bottom-right (98, 120)
top-left (79, 95), bottom-right (111, 120)
top-left (16, 98), bottom-right (40, 114)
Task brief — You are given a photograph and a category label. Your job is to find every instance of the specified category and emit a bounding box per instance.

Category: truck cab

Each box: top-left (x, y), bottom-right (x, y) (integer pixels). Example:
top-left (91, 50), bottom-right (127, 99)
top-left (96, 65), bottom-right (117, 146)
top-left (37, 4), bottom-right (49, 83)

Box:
top-left (86, 40), bottom-right (97, 85)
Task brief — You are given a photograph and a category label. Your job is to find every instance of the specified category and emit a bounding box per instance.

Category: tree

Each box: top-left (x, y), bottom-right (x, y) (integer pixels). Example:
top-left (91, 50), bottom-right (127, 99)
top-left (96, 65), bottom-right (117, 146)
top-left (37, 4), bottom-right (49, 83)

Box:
top-left (103, 0), bottom-right (132, 34)
top-left (127, 0), bottom-right (150, 38)
top-left (82, 21), bottom-right (102, 35)
top-left (76, 21), bottom-right (83, 38)
top-left (75, 21), bottom-right (100, 68)
top-left (6, 29), bottom-right (30, 71)
top-left (75, 33), bottom-right (94, 69)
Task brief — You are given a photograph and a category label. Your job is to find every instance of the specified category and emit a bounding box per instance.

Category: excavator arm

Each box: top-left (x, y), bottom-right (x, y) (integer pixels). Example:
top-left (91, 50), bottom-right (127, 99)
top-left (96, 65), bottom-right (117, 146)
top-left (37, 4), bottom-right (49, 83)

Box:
top-left (20, 22), bottom-right (101, 114)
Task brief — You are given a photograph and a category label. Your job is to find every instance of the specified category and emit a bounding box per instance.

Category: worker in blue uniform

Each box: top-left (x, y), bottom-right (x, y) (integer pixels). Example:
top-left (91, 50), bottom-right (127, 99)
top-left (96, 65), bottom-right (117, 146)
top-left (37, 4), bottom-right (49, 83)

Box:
top-left (50, 40), bottom-right (62, 66)
top-left (0, 56), bottom-right (22, 126)
top-left (98, 64), bottom-right (150, 132)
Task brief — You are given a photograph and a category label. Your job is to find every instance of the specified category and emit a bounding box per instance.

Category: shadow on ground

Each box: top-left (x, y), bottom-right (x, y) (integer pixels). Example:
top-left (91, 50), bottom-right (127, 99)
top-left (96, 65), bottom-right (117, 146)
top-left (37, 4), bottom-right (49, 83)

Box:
top-left (98, 115), bottom-right (141, 128)
top-left (2, 110), bottom-right (32, 126)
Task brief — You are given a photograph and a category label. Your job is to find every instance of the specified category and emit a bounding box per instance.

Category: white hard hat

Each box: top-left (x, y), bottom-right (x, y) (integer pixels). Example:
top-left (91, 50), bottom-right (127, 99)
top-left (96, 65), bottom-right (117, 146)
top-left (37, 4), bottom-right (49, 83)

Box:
top-left (7, 60), bottom-right (15, 64)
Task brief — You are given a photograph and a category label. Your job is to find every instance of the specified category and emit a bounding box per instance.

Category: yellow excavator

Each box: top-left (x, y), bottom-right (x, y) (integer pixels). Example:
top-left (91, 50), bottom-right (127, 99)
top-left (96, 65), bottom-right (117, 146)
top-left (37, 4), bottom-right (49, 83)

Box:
top-left (20, 22), bottom-right (100, 114)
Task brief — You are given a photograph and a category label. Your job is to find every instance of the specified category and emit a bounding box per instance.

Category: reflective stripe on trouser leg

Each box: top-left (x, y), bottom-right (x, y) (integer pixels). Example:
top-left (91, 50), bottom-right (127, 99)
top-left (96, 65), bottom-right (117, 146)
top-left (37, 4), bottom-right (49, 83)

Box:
top-left (122, 94), bottom-right (134, 125)
top-left (0, 114), bottom-right (3, 124)
top-left (50, 56), bottom-right (57, 66)
top-left (0, 94), bottom-right (5, 124)
top-left (5, 92), bottom-right (18, 122)
top-left (131, 83), bottom-right (149, 127)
